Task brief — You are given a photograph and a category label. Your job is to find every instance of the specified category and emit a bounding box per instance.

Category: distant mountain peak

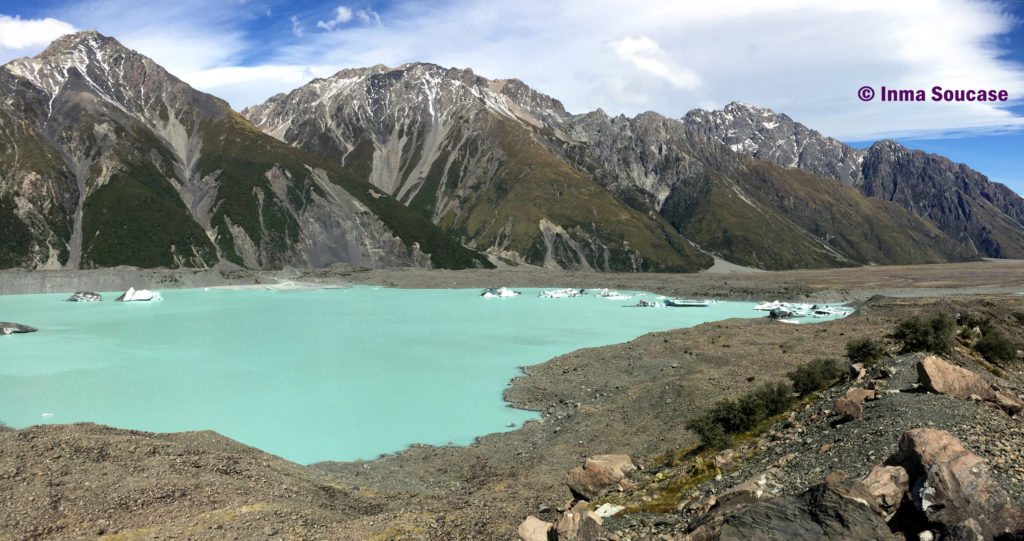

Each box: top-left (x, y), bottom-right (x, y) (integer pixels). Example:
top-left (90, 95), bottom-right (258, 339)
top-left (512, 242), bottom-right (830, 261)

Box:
top-left (245, 60), bottom-right (570, 146)
top-left (722, 101), bottom-right (773, 114)
top-left (4, 29), bottom-right (143, 99)
top-left (37, 30), bottom-right (122, 59)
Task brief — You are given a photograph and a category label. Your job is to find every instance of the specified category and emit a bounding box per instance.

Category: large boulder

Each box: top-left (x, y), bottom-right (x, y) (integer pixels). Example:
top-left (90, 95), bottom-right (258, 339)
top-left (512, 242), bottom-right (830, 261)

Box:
top-left (917, 355), bottom-right (1023, 414)
top-left (717, 468), bottom-right (783, 508)
top-left (555, 501), bottom-right (603, 541)
top-left (518, 516), bottom-right (553, 541)
top-left (843, 387), bottom-right (876, 403)
top-left (850, 362), bottom-right (867, 382)
top-left (832, 397), bottom-right (863, 422)
top-left (992, 390), bottom-right (1024, 416)
top-left (0, 322), bottom-right (37, 335)
top-left (716, 476), bottom-right (889, 540)
top-left (894, 428), bottom-right (1024, 539)
top-left (565, 454), bottom-right (636, 501)
top-left (917, 355), bottom-right (991, 399)
top-left (682, 469), bottom-right (785, 540)
top-left (860, 464), bottom-right (908, 519)
top-left (942, 519), bottom-right (985, 541)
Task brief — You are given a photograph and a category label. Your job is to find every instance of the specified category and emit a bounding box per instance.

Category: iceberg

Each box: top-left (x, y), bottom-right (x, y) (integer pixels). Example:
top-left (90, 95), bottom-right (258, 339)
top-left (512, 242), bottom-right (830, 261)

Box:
top-left (115, 287), bottom-right (162, 302)
top-left (481, 287), bottom-right (521, 298)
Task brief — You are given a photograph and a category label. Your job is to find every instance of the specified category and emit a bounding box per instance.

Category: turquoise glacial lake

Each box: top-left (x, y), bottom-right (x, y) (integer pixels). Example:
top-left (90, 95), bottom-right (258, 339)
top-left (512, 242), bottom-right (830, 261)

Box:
top-left (0, 287), bottom-right (841, 464)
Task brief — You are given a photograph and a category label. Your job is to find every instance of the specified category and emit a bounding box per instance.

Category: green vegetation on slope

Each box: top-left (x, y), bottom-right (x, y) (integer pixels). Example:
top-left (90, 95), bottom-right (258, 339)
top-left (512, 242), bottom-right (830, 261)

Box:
top-left (687, 357), bottom-right (850, 450)
top-left (744, 161), bottom-right (973, 266)
top-left (891, 313), bottom-right (956, 355)
top-left (0, 197), bottom-right (32, 267)
top-left (446, 117), bottom-right (710, 272)
top-left (81, 161), bottom-right (217, 268)
top-left (661, 171), bottom-right (844, 270)
top-left (197, 113), bottom-right (312, 266)
top-left (685, 381), bottom-right (796, 450)
top-left (846, 337), bottom-right (887, 365)
top-left (0, 109), bottom-right (75, 267)
top-left (661, 157), bottom-right (973, 270)
top-left (329, 140), bottom-right (493, 270)
top-left (205, 112), bottom-right (490, 269)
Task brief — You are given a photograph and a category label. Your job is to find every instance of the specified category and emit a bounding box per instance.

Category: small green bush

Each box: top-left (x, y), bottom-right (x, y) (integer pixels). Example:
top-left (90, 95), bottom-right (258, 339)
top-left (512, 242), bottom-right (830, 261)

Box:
top-left (892, 313), bottom-right (955, 354)
top-left (845, 338), bottom-right (886, 365)
top-left (958, 312), bottom-right (990, 331)
top-left (685, 381), bottom-right (796, 450)
top-left (788, 358), bottom-right (848, 396)
top-left (1012, 312), bottom-right (1024, 327)
top-left (975, 331), bottom-right (1018, 364)
top-left (684, 416), bottom-right (730, 450)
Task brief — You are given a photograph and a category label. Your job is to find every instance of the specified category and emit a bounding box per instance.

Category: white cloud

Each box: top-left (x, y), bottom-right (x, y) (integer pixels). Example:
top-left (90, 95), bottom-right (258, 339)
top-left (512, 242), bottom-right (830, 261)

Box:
top-left (354, 8), bottom-right (381, 26)
top-left (20, 0), bottom-right (253, 75)
top-left (609, 36), bottom-right (701, 90)
top-left (3, 0), bottom-right (1024, 143)
top-left (252, 0), bottom-right (1024, 141)
top-left (316, 6), bottom-right (353, 32)
top-left (290, 15), bottom-right (304, 38)
top-left (0, 14), bottom-right (76, 61)
top-left (185, 64), bottom-right (339, 107)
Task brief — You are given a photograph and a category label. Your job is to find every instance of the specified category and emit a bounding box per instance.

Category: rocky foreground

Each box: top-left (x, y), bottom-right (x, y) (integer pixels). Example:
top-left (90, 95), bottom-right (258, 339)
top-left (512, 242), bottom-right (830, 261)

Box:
top-left (1, 280), bottom-right (1023, 540)
top-left (524, 352), bottom-right (1024, 540)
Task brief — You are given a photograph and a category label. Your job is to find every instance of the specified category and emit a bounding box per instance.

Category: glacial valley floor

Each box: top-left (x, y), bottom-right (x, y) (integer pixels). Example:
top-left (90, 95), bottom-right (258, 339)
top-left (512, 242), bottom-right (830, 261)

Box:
top-left (1, 261), bottom-right (1023, 540)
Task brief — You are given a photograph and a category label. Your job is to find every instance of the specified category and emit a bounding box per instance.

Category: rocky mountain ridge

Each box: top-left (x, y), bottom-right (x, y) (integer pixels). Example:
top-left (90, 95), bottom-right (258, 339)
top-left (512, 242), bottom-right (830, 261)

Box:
top-left (245, 62), bottom-right (710, 272)
top-left (245, 63), bottom-right (982, 271)
top-left (0, 31), bottom-right (486, 270)
top-left (688, 102), bottom-right (1024, 258)
top-left (2, 31), bottom-right (1020, 272)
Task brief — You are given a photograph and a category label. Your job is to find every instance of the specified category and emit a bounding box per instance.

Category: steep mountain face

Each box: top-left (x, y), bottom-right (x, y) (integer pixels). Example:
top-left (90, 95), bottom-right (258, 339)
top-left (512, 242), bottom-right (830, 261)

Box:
top-left (4, 35), bottom-right (994, 273)
top-left (244, 64), bottom-right (711, 272)
top-left (557, 110), bottom-right (971, 269)
top-left (245, 63), bottom-right (976, 271)
top-left (0, 32), bottom-right (485, 270)
top-left (686, 102), bottom-right (1024, 258)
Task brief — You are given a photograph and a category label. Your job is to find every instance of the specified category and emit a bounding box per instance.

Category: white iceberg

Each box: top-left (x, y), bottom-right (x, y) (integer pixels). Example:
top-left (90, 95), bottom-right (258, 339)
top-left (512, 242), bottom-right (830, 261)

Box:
top-left (116, 287), bottom-right (162, 302)
top-left (481, 287), bottom-right (521, 298)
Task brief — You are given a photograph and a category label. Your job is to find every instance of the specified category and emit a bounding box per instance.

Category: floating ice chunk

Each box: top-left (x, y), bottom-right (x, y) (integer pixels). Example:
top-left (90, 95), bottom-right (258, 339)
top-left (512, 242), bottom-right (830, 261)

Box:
top-left (116, 287), bottom-right (162, 302)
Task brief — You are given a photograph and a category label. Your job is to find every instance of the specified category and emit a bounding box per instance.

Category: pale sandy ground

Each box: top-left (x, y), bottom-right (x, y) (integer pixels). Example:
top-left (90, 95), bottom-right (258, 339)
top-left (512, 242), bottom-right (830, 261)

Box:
top-left (3, 259), bottom-right (1022, 301)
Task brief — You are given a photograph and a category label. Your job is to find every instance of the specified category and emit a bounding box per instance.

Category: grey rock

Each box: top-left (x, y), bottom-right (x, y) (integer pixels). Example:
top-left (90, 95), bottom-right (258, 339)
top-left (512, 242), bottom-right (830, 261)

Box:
top-left (717, 477), bottom-right (889, 541)
top-left (67, 291), bottom-right (102, 302)
top-left (893, 428), bottom-right (1024, 539)
top-left (0, 322), bottom-right (37, 335)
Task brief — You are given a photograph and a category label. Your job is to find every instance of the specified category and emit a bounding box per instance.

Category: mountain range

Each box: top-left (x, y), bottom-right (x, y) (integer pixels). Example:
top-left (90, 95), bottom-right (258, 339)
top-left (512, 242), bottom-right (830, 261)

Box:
top-left (1, 31), bottom-right (1021, 272)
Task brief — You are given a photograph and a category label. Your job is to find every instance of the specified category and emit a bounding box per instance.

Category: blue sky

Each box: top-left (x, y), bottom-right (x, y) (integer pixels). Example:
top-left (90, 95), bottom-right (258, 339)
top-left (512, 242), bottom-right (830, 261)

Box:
top-left (1, 0), bottom-right (1023, 195)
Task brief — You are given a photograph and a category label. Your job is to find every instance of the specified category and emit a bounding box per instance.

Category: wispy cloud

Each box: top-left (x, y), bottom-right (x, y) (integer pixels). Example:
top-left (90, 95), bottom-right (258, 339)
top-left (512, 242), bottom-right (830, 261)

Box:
top-left (609, 36), bottom-right (701, 90)
top-left (289, 15), bottom-right (304, 38)
top-left (0, 14), bottom-right (76, 56)
top-left (316, 5), bottom-right (352, 32)
top-left (314, 4), bottom-right (381, 32)
top-left (354, 7), bottom-right (381, 26)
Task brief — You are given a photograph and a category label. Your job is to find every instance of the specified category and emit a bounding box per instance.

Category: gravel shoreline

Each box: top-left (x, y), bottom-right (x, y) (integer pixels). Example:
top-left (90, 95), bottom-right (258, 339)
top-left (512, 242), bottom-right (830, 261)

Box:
top-left (2, 259), bottom-right (1023, 301)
